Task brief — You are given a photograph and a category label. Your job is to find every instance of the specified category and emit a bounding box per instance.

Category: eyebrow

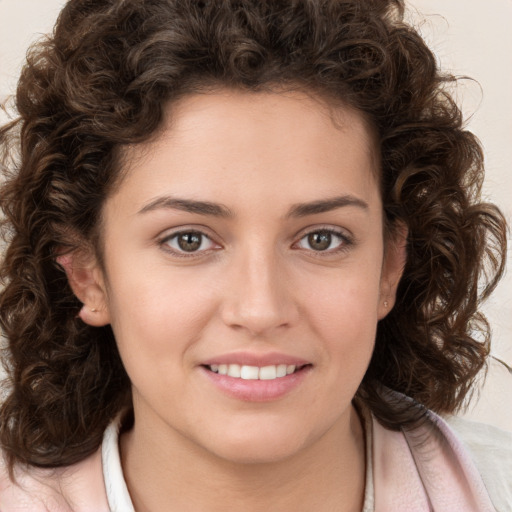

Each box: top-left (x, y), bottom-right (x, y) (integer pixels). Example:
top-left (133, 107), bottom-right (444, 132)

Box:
top-left (138, 194), bottom-right (368, 218)
top-left (138, 197), bottom-right (233, 217)
top-left (286, 195), bottom-right (369, 218)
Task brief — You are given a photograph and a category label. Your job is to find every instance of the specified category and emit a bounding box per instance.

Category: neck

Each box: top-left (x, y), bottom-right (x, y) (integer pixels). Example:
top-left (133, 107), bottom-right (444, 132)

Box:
top-left (120, 405), bottom-right (366, 512)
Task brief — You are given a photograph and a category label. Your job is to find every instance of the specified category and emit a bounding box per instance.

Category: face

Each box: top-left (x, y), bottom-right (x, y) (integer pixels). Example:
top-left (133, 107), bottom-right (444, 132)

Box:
top-left (69, 90), bottom-right (405, 464)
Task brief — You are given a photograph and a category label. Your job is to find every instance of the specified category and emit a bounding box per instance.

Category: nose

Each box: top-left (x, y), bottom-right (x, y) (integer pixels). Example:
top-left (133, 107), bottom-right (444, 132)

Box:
top-left (220, 246), bottom-right (299, 337)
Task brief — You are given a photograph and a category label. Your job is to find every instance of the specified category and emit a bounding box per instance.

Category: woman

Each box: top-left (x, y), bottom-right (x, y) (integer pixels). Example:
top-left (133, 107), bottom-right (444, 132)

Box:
top-left (0, 0), bottom-right (510, 510)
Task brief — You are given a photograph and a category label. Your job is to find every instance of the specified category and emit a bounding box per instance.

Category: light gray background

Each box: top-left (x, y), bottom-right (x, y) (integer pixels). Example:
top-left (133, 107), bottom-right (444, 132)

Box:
top-left (1, 0), bottom-right (510, 429)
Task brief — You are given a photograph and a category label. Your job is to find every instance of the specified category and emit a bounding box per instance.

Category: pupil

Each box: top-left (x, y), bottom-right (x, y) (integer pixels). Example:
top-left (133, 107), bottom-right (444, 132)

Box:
top-left (178, 233), bottom-right (201, 252)
top-left (308, 232), bottom-right (331, 251)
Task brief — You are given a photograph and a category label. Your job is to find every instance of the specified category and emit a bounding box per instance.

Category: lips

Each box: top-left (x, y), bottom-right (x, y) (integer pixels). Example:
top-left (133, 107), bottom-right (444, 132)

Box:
top-left (200, 352), bottom-right (312, 401)
top-left (207, 363), bottom-right (302, 380)
top-left (202, 352), bottom-right (310, 368)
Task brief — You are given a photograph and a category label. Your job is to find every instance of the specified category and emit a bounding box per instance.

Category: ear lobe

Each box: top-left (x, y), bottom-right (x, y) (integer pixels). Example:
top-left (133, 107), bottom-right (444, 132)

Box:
top-left (57, 251), bottom-right (110, 327)
top-left (378, 221), bottom-right (408, 320)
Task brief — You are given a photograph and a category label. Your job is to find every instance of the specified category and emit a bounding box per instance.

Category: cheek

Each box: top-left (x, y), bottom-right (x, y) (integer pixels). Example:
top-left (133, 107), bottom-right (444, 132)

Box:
top-left (105, 265), bottom-right (219, 370)
top-left (297, 263), bottom-right (382, 366)
top-left (302, 264), bottom-right (381, 327)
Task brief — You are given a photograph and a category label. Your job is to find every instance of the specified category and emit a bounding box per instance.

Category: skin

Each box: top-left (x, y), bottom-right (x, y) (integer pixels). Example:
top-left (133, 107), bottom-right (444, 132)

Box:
top-left (64, 90), bottom-right (406, 511)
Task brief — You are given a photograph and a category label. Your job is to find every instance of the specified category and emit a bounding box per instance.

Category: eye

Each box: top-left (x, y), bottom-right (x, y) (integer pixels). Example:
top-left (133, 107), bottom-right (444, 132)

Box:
top-left (296, 229), bottom-right (349, 252)
top-left (162, 230), bottom-right (217, 254)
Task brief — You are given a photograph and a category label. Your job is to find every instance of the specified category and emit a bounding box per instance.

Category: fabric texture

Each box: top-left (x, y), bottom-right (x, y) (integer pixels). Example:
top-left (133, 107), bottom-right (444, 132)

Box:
top-left (445, 415), bottom-right (512, 512)
top-left (1, 401), bottom-right (511, 511)
top-left (0, 448), bottom-right (109, 511)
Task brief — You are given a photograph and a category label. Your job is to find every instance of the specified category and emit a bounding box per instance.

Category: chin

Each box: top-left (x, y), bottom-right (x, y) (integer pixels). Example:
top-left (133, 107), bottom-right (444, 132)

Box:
top-left (215, 442), bottom-right (304, 466)
top-left (202, 422), bottom-right (312, 466)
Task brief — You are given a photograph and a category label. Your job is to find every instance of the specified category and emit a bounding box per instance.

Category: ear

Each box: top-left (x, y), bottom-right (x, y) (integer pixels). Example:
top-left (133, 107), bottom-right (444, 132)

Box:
top-left (57, 250), bottom-right (111, 327)
top-left (378, 221), bottom-right (408, 320)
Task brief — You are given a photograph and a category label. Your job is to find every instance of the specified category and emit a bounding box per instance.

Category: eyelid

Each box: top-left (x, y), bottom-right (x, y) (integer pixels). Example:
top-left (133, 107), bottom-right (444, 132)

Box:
top-left (156, 224), bottom-right (355, 258)
top-left (158, 226), bottom-right (223, 257)
top-left (292, 225), bottom-right (355, 254)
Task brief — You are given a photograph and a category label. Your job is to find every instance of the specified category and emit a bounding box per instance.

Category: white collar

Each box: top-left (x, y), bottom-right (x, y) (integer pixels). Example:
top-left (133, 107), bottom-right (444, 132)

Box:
top-left (102, 418), bottom-right (135, 512)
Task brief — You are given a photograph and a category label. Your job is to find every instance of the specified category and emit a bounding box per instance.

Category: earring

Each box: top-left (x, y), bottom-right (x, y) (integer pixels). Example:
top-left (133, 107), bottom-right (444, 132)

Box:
top-left (90, 307), bottom-right (98, 313)
top-left (383, 301), bottom-right (389, 308)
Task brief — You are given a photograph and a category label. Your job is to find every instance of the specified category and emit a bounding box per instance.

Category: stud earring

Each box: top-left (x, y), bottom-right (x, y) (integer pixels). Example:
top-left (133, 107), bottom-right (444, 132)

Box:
top-left (91, 307), bottom-right (98, 313)
top-left (383, 301), bottom-right (389, 308)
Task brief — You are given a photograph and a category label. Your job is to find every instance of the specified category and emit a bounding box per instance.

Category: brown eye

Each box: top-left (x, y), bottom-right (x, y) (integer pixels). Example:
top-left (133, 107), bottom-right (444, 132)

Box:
top-left (296, 229), bottom-right (348, 253)
top-left (177, 232), bottom-right (202, 252)
top-left (307, 232), bottom-right (332, 251)
top-left (163, 231), bottom-right (216, 254)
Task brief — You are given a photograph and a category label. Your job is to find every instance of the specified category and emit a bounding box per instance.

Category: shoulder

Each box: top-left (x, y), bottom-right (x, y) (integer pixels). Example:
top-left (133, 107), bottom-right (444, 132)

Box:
top-left (444, 415), bottom-right (512, 512)
top-left (371, 388), bottom-right (509, 510)
top-left (0, 446), bottom-right (109, 512)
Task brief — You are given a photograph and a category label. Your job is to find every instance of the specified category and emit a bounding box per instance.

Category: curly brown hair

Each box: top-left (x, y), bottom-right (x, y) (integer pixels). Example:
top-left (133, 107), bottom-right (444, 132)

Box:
top-left (0, 0), bottom-right (507, 470)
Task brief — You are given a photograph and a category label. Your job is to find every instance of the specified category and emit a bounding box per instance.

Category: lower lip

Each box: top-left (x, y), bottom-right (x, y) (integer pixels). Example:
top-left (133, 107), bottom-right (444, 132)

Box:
top-left (200, 366), bottom-right (311, 402)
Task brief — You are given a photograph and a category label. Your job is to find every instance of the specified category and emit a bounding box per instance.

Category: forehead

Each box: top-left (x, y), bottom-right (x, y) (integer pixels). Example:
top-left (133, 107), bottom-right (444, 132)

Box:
top-left (112, 89), bottom-right (380, 214)
top-left (146, 89), bottom-right (377, 162)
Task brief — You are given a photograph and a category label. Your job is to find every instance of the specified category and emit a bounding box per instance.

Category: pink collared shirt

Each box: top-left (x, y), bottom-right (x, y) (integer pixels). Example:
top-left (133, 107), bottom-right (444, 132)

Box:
top-left (1, 403), bottom-right (510, 511)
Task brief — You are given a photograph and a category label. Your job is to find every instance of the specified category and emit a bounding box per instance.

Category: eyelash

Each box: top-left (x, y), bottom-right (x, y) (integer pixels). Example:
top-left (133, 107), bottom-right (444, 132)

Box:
top-left (158, 227), bottom-right (354, 258)
top-left (293, 227), bottom-right (354, 255)
top-left (159, 229), bottom-right (220, 258)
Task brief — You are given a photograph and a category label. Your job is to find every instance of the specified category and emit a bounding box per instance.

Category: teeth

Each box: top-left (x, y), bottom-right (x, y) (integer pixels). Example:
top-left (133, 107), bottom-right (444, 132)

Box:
top-left (208, 363), bottom-right (298, 380)
top-left (227, 364), bottom-right (241, 378)
top-left (259, 365), bottom-right (277, 380)
top-left (276, 364), bottom-right (287, 378)
top-left (240, 365), bottom-right (259, 380)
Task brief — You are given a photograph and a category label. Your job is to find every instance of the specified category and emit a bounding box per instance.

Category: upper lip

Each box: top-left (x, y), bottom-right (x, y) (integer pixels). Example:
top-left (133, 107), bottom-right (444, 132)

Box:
top-left (201, 351), bottom-right (311, 367)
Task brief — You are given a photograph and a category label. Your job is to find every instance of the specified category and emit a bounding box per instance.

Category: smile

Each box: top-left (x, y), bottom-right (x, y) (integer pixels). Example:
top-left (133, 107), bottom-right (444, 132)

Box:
top-left (202, 362), bottom-right (311, 402)
top-left (207, 364), bottom-right (300, 380)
